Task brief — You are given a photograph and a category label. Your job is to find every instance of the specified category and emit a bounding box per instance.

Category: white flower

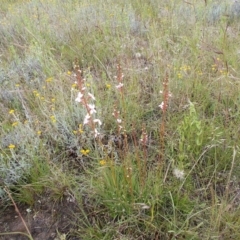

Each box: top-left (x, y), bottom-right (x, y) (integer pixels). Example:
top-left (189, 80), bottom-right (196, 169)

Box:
top-left (75, 92), bottom-right (83, 103)
top-left (141, 204), bottom-right (150, 210)
top-left (116, 83), bottom-right (124, 89)
top-left (159, 102), bottom-right (164, 110)
top-left (135, 52), bottom-right (141, 58)
top-left (88, 104), bottom-right (97, 114)
top-left (26, 208), bottom-right (31, 213)
top-left (173, 168), bottom-right (185, 180)
top-left (93, 119), bottom-right (102, 126)
top-left (94, 129), bottom-right (100, 137)
top-left (117, 119), bottom-right (122, 123)
top-left (88, 92), bottom-right (96, 101)
top-left (83, 114), bottom-right (91, 125)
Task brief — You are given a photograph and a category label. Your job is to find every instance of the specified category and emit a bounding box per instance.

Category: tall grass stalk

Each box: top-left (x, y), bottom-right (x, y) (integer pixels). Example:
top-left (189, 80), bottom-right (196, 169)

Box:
top-left (159, 73), bottom-right (169, 168)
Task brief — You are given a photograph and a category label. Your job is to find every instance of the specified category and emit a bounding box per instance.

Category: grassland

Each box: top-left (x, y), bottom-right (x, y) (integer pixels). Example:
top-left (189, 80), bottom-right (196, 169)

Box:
top-left (1, 0), bottom-right (240, 239)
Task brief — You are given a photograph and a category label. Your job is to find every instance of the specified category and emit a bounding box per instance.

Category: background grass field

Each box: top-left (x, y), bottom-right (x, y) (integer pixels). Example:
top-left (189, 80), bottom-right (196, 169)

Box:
top-left (1, 0), bottom-right (240, 239)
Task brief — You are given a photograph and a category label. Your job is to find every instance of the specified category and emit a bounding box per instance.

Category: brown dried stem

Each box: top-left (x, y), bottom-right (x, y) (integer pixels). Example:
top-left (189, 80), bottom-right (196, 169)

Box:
top-left (4, 187), bottom-right (33, 240)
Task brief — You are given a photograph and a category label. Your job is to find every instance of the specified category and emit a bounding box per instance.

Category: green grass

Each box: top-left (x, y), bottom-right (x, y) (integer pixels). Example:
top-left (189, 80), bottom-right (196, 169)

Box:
top-left (1, 0), bottom-right (240, 239)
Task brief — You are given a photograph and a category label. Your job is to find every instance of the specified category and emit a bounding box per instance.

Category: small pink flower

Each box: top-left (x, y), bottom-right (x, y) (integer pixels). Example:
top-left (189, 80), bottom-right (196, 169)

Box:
top-left (75, 92), bottom-right (83, 103)
top-left (117, 119), bottom-right (122, 123)
top-left (94, 129), bottom-right (100, 137)
top-left (140, 135), bottom-right (148, 143)
top-left (116, 83), bottom-right (124, 89)
top-left (88, 93), bottom-right (96, 101)
top-left (88, 104), bottom-right (97, 114)
top-left (159, 102), bottom-right (164, 110)
top-left (83, 114), bottom-right (91, 125)
top-left (93, 119), bottom-right (102, 126)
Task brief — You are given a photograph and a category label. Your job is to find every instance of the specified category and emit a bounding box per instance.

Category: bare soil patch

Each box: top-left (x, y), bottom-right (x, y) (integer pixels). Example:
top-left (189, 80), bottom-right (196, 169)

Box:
top-left (0, 193), bottom-right (80, 240)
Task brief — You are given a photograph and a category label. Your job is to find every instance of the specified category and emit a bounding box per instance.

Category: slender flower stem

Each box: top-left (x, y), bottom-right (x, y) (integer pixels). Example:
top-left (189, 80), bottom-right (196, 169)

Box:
top-left (159, 73), bottom-right (169, 166)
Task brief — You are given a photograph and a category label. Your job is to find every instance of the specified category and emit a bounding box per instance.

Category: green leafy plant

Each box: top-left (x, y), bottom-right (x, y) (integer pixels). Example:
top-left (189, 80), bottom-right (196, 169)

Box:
top-left (177, 101), bottom-right (204, 168)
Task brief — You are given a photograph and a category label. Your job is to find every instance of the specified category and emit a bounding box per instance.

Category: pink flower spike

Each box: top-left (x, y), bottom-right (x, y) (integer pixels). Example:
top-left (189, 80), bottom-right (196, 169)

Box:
top-left (83, 114), bottom-right (91, 125)
top-left (75, 92), bottom-right (83, 102)
top-left (116, 83), bottom-right (124, 89)
top-left (88, 93), bottom-right (96, 101)
top-left (88, 104), bottom-right (97, 114)
top-left (93, 119), bottom-right (102, 126)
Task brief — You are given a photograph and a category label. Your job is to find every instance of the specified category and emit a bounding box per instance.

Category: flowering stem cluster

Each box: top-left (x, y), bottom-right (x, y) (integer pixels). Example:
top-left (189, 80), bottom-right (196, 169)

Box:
top-left (112, 64), bottom-right (134, 195)
top-left (159, 74), bottom-right (172, 113)
top-left (73, 60), bottom-right (101, 138)
top-left (116, 63), bottom-right (124, 100)
top-left (114, 63), bottom-right (126, 136)
top-left (112, 105), bottom-right (123, 135)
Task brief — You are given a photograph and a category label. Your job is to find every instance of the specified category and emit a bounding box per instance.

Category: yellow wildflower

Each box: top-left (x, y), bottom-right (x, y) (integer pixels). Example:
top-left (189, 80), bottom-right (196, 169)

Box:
top-left (106, 83), bottom-right (111, 89)
top-left (177, 73), bottom-right (182, 79)
top-left (46, 77), bottom-right (53, 83)
top-left (67, 71), bottom-right (71, 75)
top-left (8, 144), bottom-right (15, 149)
top-left (50, 115), bottom-right (56, 123)
top-left (80, 149), bottom-right (90, 155)
top-left (37, 131), bottom-right (41, 135)
top-left (71, 83), bottom-right (77, 89)
top-left (99, 160), bottom-right (107, 166)
top-left (78, 124), bottom-right (84, 134)
top-left (12, 122), bottom-right (18, 127)
top-left (9, 109), bottom-right (15, 114)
